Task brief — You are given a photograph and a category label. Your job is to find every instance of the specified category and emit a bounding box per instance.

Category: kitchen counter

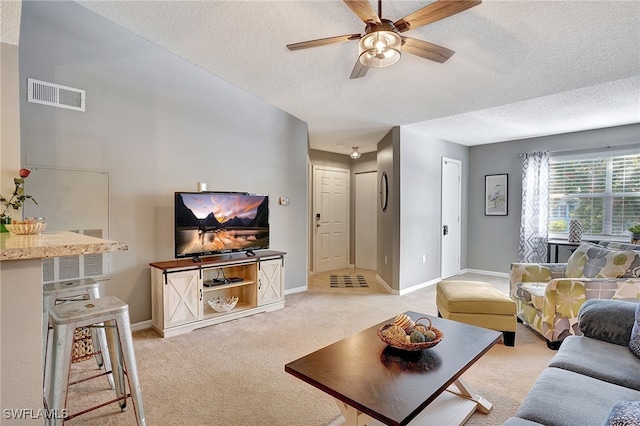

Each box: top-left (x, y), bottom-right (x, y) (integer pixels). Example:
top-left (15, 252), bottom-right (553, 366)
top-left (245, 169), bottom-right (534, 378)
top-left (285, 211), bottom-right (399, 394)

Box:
top-left (0, 231), bottom-right (127, 423)
top-left (1, 231), bottom-right (128, 260)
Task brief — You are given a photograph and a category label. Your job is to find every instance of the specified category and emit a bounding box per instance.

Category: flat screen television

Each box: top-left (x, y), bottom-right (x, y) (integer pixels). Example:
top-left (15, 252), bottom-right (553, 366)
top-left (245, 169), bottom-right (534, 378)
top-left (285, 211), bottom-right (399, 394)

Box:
top-left (175, 191), bottom-right (269, 259)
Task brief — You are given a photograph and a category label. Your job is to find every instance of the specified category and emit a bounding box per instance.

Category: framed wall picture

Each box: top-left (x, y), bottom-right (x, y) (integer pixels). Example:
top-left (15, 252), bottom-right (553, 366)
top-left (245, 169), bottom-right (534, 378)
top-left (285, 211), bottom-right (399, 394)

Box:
top-left (485, 174), bottom-right (508, 216)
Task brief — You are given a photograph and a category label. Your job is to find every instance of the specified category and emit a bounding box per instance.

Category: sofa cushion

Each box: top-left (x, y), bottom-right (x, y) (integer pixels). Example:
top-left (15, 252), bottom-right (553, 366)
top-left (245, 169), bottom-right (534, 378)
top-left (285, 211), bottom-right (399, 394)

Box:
top-left (514, 367), bottom-right (640, 426)
top-left (595, 242), bottom-right (640, 278)
top-left (598, 241), bottom-right (640, 251)
top-left (516, 282), bottom-right (547, 311)
top-left (566, 242), bottom-right (637, 279)
top-left (549, 336), bottom-right (640, 391)
top-left (602, 400), bottom-right (640, 426)
top-left (578, 299), bottom-right (637, 346)
top-left (503, 418), bottom-right (544, 426)
top-left (630, 303), bottom-right (640, 359)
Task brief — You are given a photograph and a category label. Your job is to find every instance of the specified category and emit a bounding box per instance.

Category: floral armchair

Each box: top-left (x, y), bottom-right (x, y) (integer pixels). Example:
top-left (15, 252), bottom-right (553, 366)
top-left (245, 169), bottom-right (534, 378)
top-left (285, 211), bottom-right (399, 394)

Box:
top-left (510, 241), bottom-right (640, 349)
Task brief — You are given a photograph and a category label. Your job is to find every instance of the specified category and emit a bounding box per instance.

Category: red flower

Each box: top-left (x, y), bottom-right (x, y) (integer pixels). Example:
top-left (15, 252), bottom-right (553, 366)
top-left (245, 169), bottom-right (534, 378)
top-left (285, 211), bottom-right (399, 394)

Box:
top-left (19, 168), bottom-right (31, 178)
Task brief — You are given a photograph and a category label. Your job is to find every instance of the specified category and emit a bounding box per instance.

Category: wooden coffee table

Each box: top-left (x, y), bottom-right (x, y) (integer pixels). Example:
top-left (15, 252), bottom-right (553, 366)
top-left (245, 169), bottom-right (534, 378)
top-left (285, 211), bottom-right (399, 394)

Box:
top-left (285, 311), bottom-right (502, 426)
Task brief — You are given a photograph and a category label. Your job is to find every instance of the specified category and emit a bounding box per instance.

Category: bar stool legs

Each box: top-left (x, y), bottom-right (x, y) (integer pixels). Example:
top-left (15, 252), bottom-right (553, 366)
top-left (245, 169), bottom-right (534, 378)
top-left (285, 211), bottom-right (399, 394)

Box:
top-left (47, 296), bottom-right (145, 425)
top-left (43, 279), bottom-right (114, 392)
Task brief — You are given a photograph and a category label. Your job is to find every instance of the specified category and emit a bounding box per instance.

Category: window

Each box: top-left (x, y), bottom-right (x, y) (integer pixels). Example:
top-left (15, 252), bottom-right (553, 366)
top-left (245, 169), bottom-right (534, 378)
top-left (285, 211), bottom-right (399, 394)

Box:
top-left (548, 152), bottom-right (640, 238)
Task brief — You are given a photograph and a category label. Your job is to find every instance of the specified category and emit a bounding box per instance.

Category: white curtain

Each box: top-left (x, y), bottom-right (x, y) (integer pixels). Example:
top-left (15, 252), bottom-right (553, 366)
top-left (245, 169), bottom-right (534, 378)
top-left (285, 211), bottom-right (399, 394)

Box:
top-left (518, 151), bottom-right (549, 263)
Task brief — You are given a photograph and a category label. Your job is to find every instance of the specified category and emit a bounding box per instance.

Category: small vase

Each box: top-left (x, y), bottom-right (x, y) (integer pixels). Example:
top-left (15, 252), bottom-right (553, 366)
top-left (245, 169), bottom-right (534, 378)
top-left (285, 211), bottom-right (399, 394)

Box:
top-left (568, 219), bottom-right (582, 243)
top-left (0, 215), bottom-right (11, 233)
top-left (632, 233), bottom-right (640, 245)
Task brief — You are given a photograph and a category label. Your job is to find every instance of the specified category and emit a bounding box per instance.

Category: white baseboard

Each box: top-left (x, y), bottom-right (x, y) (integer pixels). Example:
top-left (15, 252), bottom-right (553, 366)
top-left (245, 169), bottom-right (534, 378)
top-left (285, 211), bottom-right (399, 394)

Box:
top-left (374, 276), bottom-right (440, 295)
top-left (131, 319), bottom-right (153, 332)
top-left (461, 268), bottom-right (509, 278)
top-left (285, 285), bottom-right (308, 295)
top-left (375, 275), bottom-right (395, 294)
top-left (398, 278), bottom-right (440, 295)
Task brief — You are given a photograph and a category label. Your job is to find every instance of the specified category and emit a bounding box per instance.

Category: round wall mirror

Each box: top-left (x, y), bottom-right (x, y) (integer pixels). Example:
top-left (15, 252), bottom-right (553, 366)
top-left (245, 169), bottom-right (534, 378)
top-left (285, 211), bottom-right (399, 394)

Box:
top-left (379, 171), bottom-right (388, 212)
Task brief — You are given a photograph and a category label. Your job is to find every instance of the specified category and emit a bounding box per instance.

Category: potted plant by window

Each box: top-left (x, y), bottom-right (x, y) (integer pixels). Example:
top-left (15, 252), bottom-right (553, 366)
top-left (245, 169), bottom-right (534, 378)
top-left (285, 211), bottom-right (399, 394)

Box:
top-left (629, 223), bottom-right (640, 244)
top-left (0, 168), bottom-right (37, 233)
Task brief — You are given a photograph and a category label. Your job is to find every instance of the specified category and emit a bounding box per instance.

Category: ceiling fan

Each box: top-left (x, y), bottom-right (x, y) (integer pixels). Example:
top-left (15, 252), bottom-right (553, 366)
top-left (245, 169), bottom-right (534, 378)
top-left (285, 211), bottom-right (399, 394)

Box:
top-left (286, 0), bottom-right (481, 79)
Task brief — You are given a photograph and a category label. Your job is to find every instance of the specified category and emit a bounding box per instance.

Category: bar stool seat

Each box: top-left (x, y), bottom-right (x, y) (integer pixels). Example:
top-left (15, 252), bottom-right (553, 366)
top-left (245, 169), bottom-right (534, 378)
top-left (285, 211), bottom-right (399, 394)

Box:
top-left (47, 296), bottom-right (145, 425)
top-left (43, 279), bottom-right (114, 391)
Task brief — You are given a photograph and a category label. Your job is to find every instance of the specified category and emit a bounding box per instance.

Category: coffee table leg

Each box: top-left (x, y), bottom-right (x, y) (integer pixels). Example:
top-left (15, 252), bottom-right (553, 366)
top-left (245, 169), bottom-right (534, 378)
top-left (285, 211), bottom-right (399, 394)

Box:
top-left (448, 378), bottom-right (493, 414)
top-left (334, 399), bottom-right (376, 426)
top-left (332, 380), bottom-right (492, 426)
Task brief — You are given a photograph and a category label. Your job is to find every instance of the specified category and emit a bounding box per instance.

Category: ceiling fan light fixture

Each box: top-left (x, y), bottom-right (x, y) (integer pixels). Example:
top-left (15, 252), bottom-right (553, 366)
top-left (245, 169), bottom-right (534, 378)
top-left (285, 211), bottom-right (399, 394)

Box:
top-left (358, 30), bottom-right (401, 68)
top-left (350, 147), bottom-right (362, 159)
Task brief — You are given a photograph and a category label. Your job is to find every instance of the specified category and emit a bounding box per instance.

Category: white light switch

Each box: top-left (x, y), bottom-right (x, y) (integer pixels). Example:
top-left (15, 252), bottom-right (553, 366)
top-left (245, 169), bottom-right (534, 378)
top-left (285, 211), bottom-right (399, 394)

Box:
top-left (279, 196), bottom-right (290, 206)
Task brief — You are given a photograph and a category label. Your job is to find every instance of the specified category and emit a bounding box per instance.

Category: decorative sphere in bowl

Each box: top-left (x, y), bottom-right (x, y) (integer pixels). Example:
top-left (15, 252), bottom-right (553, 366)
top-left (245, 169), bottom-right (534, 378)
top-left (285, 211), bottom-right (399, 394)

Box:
top-left (207, 296), bottom-right (239, 313)
top-left (5, 222), bottom-right (47, 235)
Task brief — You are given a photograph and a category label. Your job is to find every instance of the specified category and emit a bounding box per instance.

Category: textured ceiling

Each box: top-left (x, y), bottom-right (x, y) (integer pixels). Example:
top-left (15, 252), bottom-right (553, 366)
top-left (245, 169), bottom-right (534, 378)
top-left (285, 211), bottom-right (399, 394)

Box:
top-left (4, 1), bottom-right (640, 155)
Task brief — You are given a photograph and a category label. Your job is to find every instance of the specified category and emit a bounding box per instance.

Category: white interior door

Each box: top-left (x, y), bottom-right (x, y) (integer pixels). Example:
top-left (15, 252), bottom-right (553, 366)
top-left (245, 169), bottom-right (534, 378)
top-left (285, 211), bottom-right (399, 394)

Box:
top-left (355, 172), bottom-right (377, 271)
top-left (314, 166), bottom-right (349, 273)
top-left (441, 158), bottom-right (461, 279)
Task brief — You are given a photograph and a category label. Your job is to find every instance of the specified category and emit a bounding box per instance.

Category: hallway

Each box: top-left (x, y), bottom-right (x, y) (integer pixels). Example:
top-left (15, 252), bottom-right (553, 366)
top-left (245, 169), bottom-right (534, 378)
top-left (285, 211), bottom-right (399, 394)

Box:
top-left (308, 268), bottom-right (386, 294)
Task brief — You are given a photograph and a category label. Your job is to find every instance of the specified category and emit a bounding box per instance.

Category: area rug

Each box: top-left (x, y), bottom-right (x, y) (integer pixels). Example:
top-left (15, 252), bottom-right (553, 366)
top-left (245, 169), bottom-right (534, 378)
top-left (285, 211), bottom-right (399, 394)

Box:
top-left (330, 274), bottom-right (368, 288)
top-left (64, 273), bottom-right (554, 426)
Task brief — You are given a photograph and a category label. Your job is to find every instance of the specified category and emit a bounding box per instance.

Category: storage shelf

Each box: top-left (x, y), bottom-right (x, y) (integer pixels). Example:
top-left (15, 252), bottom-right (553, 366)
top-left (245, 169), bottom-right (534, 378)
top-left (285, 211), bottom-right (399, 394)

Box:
top-left (202, 280), bottom-right (255, 292)
top-left (150, 251), bottom-right (286, 337)
top-left (203, 302), bottom-right (252, 318)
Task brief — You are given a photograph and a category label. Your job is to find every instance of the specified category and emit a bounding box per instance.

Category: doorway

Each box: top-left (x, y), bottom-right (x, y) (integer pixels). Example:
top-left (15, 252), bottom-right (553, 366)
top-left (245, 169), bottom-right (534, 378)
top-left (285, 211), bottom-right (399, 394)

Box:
top-left (441, 158), bottom-right (461, 278)
top-left (355, 172), bottom-right (377, 271)
top-left (313, 166), bottom-right (349, 273)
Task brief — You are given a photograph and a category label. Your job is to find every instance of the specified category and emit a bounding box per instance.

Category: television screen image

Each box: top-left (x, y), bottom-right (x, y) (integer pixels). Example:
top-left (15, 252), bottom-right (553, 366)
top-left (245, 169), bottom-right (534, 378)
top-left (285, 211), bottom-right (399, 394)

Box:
top-left (175, 192), bottom-right (269, 258)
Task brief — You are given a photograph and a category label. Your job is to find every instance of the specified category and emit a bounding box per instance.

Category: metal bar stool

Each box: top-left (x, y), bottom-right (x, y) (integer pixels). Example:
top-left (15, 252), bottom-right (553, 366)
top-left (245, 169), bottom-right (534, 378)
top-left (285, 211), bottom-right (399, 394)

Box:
top-left (43, 279), bottom-right (114, 392)
top-left (47, 296), bottom-right (145, 425)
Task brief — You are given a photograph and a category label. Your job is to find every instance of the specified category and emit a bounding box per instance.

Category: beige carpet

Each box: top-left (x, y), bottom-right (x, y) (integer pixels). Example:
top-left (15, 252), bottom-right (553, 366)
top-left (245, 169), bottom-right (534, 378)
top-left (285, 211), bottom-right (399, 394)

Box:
top-left (64, 273), bottom-right (554, 425)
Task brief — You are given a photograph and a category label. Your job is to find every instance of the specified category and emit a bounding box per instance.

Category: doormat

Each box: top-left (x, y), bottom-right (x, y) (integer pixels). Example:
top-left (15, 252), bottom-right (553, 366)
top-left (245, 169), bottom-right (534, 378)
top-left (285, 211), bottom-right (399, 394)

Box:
top-left (330, 274), bottom-right (369, 288)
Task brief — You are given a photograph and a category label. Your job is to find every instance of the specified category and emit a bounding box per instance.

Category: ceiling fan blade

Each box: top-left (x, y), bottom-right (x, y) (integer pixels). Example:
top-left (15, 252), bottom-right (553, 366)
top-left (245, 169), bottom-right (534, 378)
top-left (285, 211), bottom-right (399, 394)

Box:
top-left (287, 34), bottom-right (361, 51)
top-left (402, 37), bottom-right (454, 63)
top-left (394, 0), bottom-right (481, 33)
top-left (343, 0), bottom-right (381, 24)
top-left (350, 60), bottom-right (369, 79)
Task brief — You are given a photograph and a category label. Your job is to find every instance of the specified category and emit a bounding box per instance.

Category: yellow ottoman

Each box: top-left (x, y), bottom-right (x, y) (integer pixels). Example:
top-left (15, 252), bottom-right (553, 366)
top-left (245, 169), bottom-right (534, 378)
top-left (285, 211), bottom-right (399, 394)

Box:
top-left (436, 280), bottom-right (517, 346)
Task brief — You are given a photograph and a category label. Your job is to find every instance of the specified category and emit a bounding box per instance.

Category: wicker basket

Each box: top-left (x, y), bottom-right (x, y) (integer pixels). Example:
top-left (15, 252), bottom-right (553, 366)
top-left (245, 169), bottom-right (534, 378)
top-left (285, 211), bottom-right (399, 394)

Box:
top-left (377, 316), bottom-right (443, 351)
top-left (72, 327), bottom-right (95, 362)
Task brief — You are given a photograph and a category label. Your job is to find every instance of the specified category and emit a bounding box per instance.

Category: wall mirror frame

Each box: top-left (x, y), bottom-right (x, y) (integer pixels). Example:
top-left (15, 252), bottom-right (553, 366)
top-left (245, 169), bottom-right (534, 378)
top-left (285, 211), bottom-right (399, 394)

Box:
top-left (379, 171), bottom-right (388, 212)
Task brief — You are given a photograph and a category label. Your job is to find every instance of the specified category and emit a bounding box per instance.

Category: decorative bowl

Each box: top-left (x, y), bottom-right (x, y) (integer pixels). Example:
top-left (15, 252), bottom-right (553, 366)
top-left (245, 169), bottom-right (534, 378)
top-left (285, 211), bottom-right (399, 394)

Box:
top-left (5, 222), bottom-right (47, 235)
top-left (377, 316), bottom-right (443, 351)
top-left (207, 296), bottom-right (239, 313)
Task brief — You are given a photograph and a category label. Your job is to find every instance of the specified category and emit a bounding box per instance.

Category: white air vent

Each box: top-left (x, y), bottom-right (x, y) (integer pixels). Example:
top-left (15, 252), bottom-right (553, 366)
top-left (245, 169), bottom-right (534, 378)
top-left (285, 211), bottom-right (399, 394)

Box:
top-left (27, 78), bottom-right (85, 112)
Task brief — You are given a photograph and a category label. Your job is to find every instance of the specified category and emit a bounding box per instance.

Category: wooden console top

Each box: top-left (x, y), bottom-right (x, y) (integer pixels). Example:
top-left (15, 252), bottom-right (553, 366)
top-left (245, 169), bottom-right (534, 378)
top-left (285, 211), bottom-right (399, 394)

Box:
top-left (149, 250), bottom-right (286, 271)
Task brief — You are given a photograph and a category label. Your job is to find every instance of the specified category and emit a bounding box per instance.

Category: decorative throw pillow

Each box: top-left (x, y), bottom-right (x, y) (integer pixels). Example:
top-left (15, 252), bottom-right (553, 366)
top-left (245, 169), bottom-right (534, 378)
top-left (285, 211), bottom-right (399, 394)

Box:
top-left (629, 302), bottom-right (640, 359)
top-left (578, 299), bottom-right (637, 346)
top-left (566, 242), bottom-right (636, 278)
top-left (565, 242), bottom-right (594, 278)
top-left (623, 251), bottom-right (640, 278)
top-left (602, 400), bottom-right (640, 426)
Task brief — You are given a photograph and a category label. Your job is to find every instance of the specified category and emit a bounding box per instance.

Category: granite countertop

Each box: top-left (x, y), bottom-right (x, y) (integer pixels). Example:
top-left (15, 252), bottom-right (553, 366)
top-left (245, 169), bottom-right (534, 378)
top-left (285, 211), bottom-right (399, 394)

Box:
top-left (0, 231), bottom-right (128, 261)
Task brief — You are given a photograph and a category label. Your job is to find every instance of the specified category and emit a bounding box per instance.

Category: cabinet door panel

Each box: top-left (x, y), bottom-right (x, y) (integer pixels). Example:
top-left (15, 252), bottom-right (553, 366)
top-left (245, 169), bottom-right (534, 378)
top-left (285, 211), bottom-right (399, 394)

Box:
top-left (165, 271), bottom-right (201, 327)
top-left (258, 259), bottom-right (283, 306)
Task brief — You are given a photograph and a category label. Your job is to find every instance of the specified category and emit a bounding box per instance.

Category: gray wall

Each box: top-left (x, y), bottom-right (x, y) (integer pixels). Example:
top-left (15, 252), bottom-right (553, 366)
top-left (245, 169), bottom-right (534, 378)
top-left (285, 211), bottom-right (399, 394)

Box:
top-left (376, 129), bottom-right (398, 289)
top-left (19, 1), bottom-right (308, 323)
top-left (398, 128), bottom-right (469, 291)
top-left (307, 149), bottom-right (377, 269)
top-left (468, 123), bottom-right (640, 273)
top-left (376, 127), bottom-right (470, 292)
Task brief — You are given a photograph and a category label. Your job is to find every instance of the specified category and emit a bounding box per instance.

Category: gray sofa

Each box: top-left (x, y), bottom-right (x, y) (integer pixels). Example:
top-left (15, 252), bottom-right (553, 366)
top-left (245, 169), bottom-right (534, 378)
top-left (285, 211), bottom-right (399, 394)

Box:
top-left (505, 299), bottom-right (640, 426)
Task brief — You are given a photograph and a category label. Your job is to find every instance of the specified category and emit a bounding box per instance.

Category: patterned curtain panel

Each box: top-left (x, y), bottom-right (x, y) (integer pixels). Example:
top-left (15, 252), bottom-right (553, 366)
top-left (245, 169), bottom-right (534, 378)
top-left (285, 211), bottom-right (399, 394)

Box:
top-left (518, 151), bottom-right (549, 263)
